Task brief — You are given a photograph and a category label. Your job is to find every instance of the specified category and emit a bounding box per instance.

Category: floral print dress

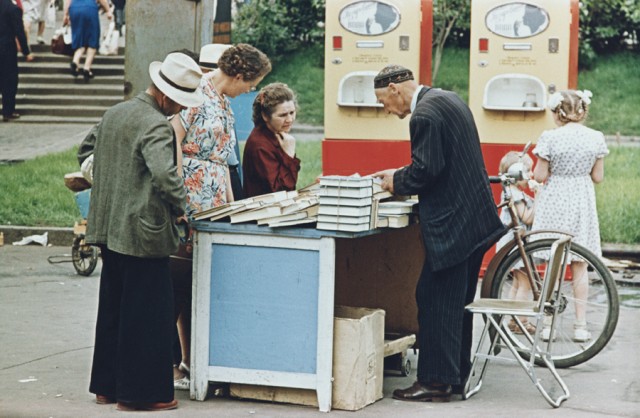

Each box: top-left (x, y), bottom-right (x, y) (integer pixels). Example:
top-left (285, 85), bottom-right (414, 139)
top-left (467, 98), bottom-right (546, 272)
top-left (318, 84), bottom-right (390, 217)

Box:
top-left (179, 73), bottom-right (236, 218)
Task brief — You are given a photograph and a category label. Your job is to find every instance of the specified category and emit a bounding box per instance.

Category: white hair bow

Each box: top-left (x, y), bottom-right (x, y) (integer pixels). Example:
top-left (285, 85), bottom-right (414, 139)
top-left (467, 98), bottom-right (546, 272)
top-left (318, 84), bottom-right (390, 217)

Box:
top-left (575, 89), bottom-right (593, 105)
top-left (547, 92), bottom-right (563, 111)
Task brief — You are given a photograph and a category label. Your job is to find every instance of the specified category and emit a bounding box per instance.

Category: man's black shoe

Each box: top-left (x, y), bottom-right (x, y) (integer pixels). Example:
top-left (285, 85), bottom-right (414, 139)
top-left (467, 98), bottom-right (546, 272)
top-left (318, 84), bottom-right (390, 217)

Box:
top-left (392, 381), bottom-right (452, 402)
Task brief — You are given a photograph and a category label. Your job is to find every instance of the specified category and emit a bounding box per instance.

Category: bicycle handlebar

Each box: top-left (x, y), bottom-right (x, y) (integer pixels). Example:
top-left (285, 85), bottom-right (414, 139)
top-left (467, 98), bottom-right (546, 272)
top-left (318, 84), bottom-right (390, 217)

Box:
top-left (489, 176), bottom-right (502, 184)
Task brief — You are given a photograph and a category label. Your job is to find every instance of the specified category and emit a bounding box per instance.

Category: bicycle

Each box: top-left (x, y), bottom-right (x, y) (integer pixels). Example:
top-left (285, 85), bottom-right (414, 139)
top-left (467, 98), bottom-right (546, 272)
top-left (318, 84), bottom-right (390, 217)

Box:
top-left (480, 143), bottom-right (619, 368)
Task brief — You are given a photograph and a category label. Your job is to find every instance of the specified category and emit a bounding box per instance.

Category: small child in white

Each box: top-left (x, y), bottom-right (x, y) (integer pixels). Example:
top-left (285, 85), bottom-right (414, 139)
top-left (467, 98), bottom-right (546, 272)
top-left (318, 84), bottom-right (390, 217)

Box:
top-left (496, 151), bottom-right (537, 334)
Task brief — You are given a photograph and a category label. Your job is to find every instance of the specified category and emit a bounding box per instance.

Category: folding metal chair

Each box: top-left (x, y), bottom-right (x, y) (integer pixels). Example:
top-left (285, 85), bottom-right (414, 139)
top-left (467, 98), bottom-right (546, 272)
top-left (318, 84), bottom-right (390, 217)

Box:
top-left (463, 236), bottom-right (572, 408)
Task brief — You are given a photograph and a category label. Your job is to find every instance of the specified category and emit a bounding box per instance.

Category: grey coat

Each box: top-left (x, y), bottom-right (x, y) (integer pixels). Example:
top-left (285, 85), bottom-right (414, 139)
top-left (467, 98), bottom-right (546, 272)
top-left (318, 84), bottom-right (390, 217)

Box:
top-left (78, 92), bottom-right (186, 258)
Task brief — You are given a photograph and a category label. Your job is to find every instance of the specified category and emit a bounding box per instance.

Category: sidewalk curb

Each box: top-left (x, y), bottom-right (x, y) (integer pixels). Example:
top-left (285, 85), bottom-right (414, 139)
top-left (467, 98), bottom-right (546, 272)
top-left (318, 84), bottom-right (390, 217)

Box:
top-left (1, 225), bottom-right (74, 247)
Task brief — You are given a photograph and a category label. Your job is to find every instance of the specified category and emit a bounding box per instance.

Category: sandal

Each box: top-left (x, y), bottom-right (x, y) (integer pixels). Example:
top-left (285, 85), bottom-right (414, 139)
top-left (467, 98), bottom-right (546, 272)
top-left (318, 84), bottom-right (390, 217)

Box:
top-left (174, 376), bottom-right (190, 391)
top-left (178, 361), bottom-right (190, 375)
top-left (508, 319), bottom-right (536, 335)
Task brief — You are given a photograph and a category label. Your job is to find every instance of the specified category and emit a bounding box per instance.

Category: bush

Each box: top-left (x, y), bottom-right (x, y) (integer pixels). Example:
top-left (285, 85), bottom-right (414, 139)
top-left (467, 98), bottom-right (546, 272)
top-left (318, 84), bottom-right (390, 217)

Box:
top-left (233, 0), bottom-right (325, 64)
top-left (579, 0), bottom-right (640, 68)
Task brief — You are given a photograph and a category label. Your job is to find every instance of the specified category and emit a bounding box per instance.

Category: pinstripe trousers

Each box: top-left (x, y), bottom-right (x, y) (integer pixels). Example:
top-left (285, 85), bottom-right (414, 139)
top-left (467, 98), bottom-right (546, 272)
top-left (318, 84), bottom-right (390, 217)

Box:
top-left (415, 245), bottom-right (486, 385)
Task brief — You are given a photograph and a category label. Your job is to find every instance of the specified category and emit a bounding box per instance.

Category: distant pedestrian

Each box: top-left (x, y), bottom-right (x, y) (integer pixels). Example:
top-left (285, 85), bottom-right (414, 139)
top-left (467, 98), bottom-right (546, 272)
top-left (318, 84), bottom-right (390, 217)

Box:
top-left (77, 52), bottom-right (203, 412)
top-left (21, 0), bottom-right (48, 45)
top-left (112, 0), bottom-right (124, 33)
top-left (63, 0), bottom-right (112, 81)
top-left (1, 0), bottom-right (35, 122)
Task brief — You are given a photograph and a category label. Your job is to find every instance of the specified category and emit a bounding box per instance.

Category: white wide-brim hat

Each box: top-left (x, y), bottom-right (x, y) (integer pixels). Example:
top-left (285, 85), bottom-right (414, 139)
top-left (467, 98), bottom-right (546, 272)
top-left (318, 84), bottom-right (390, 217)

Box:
top-left (199, 43), bottom-right (232, 69)
top-left (149, 52), bottom-right (204, 108)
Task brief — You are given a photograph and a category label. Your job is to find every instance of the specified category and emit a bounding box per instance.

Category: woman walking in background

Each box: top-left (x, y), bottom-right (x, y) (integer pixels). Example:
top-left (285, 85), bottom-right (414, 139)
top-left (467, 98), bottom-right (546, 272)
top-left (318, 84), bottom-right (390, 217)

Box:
top-left (63, 0), bottom-right (111, 81)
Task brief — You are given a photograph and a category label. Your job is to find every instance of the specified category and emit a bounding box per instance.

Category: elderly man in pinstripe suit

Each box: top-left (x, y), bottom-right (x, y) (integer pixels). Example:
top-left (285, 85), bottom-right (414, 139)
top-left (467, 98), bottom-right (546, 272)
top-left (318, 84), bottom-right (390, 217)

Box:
top-left (373, 65), bottom-right (505, 402)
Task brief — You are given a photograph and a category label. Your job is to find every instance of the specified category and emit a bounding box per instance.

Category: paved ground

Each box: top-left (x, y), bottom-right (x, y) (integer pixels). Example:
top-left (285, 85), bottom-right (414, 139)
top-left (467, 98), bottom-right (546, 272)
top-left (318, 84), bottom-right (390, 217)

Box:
top-left (0, 244), bottom-right (638, 417)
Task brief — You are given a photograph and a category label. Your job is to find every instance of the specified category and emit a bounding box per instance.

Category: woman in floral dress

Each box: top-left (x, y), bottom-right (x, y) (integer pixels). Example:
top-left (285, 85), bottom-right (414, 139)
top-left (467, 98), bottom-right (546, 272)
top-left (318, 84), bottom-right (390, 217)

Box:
top-left (169, 44), bottom-right (270, 389)
top-left (172, 43), bottom-right (271, 217)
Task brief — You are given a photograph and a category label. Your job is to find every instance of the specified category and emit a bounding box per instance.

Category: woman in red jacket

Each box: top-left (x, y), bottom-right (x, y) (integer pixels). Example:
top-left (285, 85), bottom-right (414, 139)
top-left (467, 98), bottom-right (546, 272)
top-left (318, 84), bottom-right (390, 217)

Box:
top-left (242, 82), bottom-right (301, 198)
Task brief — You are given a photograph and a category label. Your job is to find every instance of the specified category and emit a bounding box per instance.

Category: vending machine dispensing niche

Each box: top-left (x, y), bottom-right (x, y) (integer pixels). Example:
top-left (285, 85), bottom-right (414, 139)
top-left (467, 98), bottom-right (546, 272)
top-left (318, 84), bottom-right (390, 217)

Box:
top-left (469, 0), bottom-right (579, 173)
top-left (322, 0), bottom-right (433, 176)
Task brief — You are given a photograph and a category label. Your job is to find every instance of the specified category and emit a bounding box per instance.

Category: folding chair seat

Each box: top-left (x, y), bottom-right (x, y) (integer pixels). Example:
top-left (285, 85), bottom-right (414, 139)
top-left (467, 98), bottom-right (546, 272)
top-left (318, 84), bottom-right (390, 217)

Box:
top-left (463, 237), bottom-right (572, 408)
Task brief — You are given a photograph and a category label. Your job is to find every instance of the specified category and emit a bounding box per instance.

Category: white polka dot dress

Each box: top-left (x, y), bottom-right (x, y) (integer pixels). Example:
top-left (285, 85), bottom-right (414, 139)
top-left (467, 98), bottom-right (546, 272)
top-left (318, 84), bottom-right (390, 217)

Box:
top-left (531, 123), bottom-right (609, 258)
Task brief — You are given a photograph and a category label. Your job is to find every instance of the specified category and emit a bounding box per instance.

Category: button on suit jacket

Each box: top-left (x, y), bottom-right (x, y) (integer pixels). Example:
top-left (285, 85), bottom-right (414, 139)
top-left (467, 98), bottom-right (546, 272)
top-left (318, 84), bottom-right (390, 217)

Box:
top-left (393, 87), bottom-right (505, 272)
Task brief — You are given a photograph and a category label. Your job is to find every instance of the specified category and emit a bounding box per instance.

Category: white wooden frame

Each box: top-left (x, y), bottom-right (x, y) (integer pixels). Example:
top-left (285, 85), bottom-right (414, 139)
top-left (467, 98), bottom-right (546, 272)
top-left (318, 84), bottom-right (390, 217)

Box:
top-left (190, 230), bottom-right (336, 412)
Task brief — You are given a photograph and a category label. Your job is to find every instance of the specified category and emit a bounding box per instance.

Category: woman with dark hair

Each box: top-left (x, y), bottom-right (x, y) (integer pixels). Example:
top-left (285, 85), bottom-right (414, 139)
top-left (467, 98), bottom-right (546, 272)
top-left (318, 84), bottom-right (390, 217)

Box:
top-left (242, 82), bottom-right (300, 198)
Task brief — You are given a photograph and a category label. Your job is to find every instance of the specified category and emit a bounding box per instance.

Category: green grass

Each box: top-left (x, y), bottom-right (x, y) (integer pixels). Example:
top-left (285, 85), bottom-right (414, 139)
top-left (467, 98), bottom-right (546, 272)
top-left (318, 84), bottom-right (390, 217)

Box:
top-left (433, 46), bottom-right (470, 103)
top-left (263, 45), bottom-right (324, 125)
top-left (294, 140), bottom-right (322, 189)
top-left (0, 148), bottom-right (82, 227)
top-left (6, 141), bottom-right (637, 244)
top-left (596, 145), bottom-right (640, 244)
top-left (578, 51), bottom-right (640, 136)
top-left (238, 140), bottom-right (322, 190)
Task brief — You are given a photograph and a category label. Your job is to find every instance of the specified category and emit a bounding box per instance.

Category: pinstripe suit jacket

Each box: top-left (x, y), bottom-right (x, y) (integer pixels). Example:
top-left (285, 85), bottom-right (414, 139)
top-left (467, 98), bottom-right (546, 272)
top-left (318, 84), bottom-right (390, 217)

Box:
top-left (393, 87), bottom-right (505, 272)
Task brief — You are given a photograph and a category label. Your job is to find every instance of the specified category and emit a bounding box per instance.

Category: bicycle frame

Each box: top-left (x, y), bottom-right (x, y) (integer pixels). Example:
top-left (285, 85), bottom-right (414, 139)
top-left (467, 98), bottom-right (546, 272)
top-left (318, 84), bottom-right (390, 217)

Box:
top-left (482, 228), bottom-right (573, 299)
top-left (483, 173), bottom-right (573, 300)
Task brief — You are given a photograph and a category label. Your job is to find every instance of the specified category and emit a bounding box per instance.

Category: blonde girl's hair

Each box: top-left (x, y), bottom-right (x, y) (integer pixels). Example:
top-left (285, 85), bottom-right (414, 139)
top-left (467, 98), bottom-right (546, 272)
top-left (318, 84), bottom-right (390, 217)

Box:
top-left (499, 150), bottom-right (534, 175)
top-left (252, 82), bottom-right (298, 128)
top-left (552, 90), bottom-right (590, 124)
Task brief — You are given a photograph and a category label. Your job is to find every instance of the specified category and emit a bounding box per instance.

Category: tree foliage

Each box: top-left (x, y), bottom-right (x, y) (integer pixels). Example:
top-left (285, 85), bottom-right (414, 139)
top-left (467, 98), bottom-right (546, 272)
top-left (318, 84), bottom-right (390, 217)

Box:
top-left (431, 0), bottom-right (469, 83)
top-left (578, 0), bottom-right (639, 68)
top-left (232, 0), bottom-right (325, 63)
top-left (232, 0), bottom-right (637, 72)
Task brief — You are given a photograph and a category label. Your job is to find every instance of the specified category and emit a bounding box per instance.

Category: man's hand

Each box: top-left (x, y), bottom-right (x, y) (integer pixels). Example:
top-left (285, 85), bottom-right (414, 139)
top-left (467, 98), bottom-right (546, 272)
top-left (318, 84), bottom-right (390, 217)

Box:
top-left (25, 53), bottom-right (35, 62)
top-left (371, 168), bottom-right (397, 193)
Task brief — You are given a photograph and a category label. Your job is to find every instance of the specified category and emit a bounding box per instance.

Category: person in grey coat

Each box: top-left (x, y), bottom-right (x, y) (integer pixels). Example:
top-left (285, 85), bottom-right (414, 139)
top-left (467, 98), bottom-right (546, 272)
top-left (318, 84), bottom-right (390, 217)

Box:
top-left (77, 52), bottom-right (203, 412)
top-left (372, 65), bottom-right (505, 403)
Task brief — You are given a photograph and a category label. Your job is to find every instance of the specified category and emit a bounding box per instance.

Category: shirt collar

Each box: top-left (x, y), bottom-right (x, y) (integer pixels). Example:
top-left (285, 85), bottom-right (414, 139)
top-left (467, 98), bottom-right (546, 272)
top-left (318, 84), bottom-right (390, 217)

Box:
top-left (410, 85), bottom-right (424, 113)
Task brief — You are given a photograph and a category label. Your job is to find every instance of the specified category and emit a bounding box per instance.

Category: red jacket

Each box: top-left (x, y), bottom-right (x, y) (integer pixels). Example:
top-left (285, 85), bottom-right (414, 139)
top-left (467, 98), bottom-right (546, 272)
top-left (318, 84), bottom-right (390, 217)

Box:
top-left (242, 125), bottom-right (301, 198)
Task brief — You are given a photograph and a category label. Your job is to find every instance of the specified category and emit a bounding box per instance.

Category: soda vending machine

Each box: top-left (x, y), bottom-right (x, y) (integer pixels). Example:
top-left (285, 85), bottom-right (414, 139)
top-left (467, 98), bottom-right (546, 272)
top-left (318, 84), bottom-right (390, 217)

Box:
top-left (469, 0), bottom-right (579, 173)
top-left (322, 0), bottom-right (433, 175)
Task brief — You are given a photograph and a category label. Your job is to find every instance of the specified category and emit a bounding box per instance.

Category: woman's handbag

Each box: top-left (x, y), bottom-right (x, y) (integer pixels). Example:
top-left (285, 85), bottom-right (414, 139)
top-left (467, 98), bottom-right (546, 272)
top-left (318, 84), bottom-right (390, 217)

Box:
top-left (51, 26), bottom-right (73, 56)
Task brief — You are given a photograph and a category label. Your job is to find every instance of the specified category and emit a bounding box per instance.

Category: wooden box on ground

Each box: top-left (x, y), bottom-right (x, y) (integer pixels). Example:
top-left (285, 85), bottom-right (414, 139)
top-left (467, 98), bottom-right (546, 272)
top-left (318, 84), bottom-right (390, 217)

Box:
top-left (230, 306), bottom-right (385, 411)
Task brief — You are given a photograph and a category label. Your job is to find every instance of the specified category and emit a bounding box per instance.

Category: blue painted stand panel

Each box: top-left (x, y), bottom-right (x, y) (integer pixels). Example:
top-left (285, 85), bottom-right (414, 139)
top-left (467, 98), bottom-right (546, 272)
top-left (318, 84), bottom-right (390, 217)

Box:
top-left (209, 243), bottom-right (319, 374)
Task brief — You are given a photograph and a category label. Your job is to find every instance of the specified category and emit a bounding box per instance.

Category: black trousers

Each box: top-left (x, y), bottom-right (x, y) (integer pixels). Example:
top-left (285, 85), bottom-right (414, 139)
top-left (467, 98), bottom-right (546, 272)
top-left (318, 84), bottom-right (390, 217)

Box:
top-left (89, 248), bottom-right (175, 403)
top-left (0, 41), bottom-right (19, 118)
top-left (415, 245), bottom-right (486, 386)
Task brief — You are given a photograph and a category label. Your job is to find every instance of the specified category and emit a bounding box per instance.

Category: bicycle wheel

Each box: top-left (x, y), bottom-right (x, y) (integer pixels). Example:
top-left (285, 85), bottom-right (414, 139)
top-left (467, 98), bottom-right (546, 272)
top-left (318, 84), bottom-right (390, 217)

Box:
top-left (72, 235), bottom-right (99, 276)
top-left (490, 239), bottom-right (619, 368)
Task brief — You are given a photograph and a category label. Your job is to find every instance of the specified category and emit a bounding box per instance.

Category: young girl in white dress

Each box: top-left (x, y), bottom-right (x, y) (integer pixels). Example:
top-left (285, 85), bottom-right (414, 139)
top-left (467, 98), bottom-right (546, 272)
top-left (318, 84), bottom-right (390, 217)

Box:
top-left (531, 89), bottom-right (609, 342)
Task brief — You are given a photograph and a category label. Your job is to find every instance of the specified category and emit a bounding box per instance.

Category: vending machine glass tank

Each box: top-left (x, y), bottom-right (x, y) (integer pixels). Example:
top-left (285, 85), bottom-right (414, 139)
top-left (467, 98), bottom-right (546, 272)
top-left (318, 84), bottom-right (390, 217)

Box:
top-left (339, 1), bottom-right (401, 36)
top-left (485, 2), bottom-right (550, 39)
